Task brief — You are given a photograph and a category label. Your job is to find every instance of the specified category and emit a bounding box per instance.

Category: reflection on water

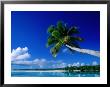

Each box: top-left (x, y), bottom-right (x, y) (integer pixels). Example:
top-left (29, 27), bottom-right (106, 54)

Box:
top-left (11, 71), bottom-right (100, 77)
top-left (63, 72), bottom-right (100, 77)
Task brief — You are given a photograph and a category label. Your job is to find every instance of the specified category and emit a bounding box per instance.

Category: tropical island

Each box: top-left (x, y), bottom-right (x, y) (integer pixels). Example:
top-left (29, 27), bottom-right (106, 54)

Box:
top-left (11, 11), bottom-right (100, 77)
top-left (12, 65), bottom-right (100, 73)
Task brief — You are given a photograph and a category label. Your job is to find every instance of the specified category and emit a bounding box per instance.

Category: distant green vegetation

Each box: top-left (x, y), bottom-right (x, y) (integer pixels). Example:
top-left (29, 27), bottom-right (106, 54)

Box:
top-left (64, 65), bottom-right (100, 72)
top-left (13, 65), bottom-right (100, 72)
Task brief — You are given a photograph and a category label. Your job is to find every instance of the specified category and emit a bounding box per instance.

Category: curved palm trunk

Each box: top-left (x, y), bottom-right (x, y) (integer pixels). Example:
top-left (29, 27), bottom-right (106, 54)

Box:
top-left (66, 44), bottom-right (100, 57)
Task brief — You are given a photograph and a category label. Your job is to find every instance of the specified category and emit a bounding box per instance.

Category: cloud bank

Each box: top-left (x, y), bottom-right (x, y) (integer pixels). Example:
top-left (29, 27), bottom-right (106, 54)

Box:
top-left (11, 47), bottom-right (31, 61)
top-left (11, 47), bottom-right (99, 69)
top-left (92, 61), bottom-right (98, 65)
top-left (12, 58), bottom-right (66, 68)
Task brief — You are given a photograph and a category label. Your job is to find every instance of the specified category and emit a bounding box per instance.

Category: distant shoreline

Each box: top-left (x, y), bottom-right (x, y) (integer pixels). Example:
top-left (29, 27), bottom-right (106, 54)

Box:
top-left (12, 65), bottom-right (100, 73)
top-left (12, 69), bottom-right (100, 73)
top-left (12, 69), bottom-right (82, 72)
top-left (12, 70), bottom-right (67, 72)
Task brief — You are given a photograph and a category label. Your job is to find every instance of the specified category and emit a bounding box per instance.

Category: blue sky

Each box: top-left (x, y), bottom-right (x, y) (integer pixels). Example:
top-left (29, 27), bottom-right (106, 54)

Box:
top-left (11, 11), bottom-right (100, 69)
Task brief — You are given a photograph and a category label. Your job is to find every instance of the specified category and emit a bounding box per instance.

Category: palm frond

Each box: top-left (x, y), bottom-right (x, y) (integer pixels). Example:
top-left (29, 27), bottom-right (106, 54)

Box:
top-left (46, 36), bottom-right (57, 47)
top-left (67, 41), bottom-right (80, 48)
top-left (67, 26), bottom-right (79, 35)
top-left (57, 21), bottom-right (67, 36)
top-left (50, 41), bottom-right (63, 57)
top-left (52, 30), bottom-right (61, 39)
top-left (47, 25), bottom-right (55, 33)
top-left (57, 21), bottom-right (63, 30)
top-left (70, 36), bottom-right (84, 42)
top-left (46, 21), bottom-right (84, 58)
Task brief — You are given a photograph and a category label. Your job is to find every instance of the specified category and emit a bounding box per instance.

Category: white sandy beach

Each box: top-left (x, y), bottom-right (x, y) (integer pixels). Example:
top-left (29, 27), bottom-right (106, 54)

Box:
top-left (12, 70), bottom-right (81, 72)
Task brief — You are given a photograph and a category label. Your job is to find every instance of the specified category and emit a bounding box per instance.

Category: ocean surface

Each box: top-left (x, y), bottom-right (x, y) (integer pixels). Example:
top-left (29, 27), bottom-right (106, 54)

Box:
top-left (11, 71), bottom-right (100, 77)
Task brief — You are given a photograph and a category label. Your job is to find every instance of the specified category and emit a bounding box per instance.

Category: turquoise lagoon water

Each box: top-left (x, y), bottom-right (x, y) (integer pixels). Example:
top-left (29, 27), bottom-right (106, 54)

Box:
top-left (11, 71), bottom-right (100, 77)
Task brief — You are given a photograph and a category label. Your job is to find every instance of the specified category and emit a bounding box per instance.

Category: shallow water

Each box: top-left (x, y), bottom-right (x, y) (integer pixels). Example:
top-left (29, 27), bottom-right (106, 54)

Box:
top-left (11, 71), bottom-right (100, 77)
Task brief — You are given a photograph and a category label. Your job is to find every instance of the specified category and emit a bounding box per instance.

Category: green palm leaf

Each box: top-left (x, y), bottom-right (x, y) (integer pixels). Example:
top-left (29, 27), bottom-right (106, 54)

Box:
top-left (47, 25), bottom-right (55, 33)
top-left (67, 26), bottom-right (79, 35)
top-left (70, 36), bottom-right (84, 42)
top-left (52, 30), bottom-right (61, 39)
top-left (46, 36), bottom-right (57, 47)
top-left (57, 21), bottom-right (63, 31)
top-left (46, 21), bottom-right (84, 57)
top-left (57, 21), bottom-right (67, 36)
top-left (50, 41), bottom-right (63, 57)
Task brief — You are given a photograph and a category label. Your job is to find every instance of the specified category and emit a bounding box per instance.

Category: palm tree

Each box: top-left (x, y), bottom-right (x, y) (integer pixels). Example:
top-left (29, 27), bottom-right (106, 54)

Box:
top-left (46, 21), bottom-right (100, 58)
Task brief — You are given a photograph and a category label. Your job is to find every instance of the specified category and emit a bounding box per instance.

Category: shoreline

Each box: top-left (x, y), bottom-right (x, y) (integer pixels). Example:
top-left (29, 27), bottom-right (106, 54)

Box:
top-left (12, 70), bottom-right (99, 73)
top-left (12, 70), bottom-right (67, 72)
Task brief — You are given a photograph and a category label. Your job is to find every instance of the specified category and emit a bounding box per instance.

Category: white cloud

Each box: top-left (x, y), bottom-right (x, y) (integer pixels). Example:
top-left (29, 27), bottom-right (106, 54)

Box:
top-left (11, 47), bottom-right (68, 68)
top-left (71, 62), bottom-right (80, 67)
top-left (68, 64), bottom-right (72, 67)
top-left (11, 47), bottom-right (31, 61)
top-left (12, 60), bottom-right (32, 65)
top-left (12, 56), bottom-right (98, 69)
top-left (76, 62), bottom-right (80, 67)
top-left (59, 63), bottom-right (67, 68)
top-left (11, 47), bottom-right (97, 68)
top-left (92, 61), bottom-right (98, 65)
top-left (53, 62), bottom-right (67, 68)
top-left (12, 58), bottom-right (67, 68)
top-left (80, 63), bottom-right (85, 66)
top-left (12, 58), bottom-right (47, 68)
top-left (33, 58), bottom-right (47, 68)
top-left (22, 47), bottom-right (28, 51)
top-left (72, 63), bottom-right (77, 66)
top-left (36, 59), bottom-right (65, 68)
